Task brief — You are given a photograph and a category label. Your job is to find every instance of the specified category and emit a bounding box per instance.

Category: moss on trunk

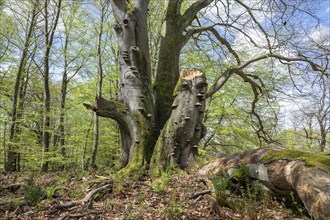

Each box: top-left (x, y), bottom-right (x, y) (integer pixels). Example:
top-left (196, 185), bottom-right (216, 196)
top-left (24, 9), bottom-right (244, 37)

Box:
top-left (151, 70), bottom-right (207, 176)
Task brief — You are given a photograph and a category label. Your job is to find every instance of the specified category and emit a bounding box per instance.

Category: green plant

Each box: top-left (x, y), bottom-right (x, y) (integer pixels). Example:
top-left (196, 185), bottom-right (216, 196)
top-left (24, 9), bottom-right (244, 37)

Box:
top-left (210, 175), bottom-right (235, 209)
top-left (105, 198), bottom-right (117, 210)
top-left (126, 203), bottom-right (133, 211)
top-left (152, 173), bottom-right (171, 194)
top-left (233, 166), bottom-right (250, 180)
top-left (164, 199), bottom-right (186, 219)
top-left (236, 180), bottom-right (267, 220)
top-left (69, 184), bottom-right (85, 199)
top-left (24, 176), bottom-right (42, 205)
top-left (10, 197), bottom-right (22, 207)
top-left (289, 191), bottom-right (304, 216)
top-left (135, 194), bottom-right (145, 203)
top-left (44, 186), bottom-right (57, 199)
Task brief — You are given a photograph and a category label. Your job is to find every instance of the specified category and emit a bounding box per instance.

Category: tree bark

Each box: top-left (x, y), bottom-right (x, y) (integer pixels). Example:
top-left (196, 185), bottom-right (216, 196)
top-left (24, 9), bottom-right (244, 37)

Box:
top-left (5, 0), bottom-right (39, 172)
top-left (318, 116), bottom-right (327, 152)
top-left (83, 1), bottom-right (215, 177)
top-left (58, 31), bottom-right (69, 159)
top-left (41, 0), bottom-right (62, 172)
top-left (84, 0), bottom-right (155, 177)
top-left (90, 0), bottom-right (107, 170)
top-left (197, 148), bottom-right (330, 220)
top-left (154, 0), bottom-right (213, 128)
top-left (151, 70), bottom-right (207, 175)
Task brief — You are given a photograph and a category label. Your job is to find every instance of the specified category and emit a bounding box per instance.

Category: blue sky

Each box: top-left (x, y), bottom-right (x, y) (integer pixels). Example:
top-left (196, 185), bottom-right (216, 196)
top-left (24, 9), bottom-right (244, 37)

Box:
top-left (318, 0), bottom-right (330, 25)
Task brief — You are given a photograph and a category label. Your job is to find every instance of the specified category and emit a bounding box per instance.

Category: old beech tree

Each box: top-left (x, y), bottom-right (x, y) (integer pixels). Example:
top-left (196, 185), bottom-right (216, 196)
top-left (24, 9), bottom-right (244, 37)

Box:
top-left (84, 0), bottom-right (327, 177)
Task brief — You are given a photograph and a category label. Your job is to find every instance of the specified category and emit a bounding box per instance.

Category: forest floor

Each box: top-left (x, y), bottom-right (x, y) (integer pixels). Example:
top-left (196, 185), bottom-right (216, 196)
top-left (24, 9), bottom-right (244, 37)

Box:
top-left (0, 168), bottom-right (309, 220)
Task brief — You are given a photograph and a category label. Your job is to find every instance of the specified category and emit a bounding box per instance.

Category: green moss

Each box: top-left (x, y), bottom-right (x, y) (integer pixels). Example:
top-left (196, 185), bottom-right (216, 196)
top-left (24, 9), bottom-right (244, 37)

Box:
top-left (151, 174), bottom-right (170, 193)
top-left (127, 0), bottom-right (134, 13)
top-left (172, 77), bottom-right (184, 96)
top-left (118, 161), bottom-right (145, 181)
top-left (263, 149), bottom-right (330, 174)
top-left (112, 100), bottom-right (127, 112)
top-left (233, 166), bottom-right (250, 180)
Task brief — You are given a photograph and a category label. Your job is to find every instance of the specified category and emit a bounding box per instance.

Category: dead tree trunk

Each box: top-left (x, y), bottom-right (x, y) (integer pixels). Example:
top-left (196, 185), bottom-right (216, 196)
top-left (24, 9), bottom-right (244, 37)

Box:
top-left (197, 148), bottom-right (330, 220)
top-left (151, 70), bottom-right (207, 175)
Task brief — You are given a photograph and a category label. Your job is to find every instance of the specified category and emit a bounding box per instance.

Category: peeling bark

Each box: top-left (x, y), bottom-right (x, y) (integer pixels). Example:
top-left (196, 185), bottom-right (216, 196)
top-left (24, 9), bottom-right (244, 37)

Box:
top-left (197, 148), bottom-right (330, 220)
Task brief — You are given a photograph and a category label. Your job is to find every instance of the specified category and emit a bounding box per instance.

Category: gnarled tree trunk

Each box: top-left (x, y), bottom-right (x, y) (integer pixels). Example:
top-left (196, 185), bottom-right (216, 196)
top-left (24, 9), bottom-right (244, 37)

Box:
top-left (83, 0), bottom-right (214, 178)
top-left (85, 0), bottom-right (154, 177)
top-left (151, 70), bottom-right (207, 175)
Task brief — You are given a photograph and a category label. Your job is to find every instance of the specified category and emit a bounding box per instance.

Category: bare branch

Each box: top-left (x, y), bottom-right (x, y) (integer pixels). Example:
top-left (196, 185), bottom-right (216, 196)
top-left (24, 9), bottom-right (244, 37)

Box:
top-left (236, 54), bottom-right (327, 75)
top-left (206, 70), bottom-right (232, 98)
top-left (181, 0), bottom-right (213, 31)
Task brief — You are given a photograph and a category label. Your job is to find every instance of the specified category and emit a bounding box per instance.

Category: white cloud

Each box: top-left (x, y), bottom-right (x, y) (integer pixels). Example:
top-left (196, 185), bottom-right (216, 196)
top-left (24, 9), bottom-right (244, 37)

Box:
top-left (306, 25), bottom-right (330, 48)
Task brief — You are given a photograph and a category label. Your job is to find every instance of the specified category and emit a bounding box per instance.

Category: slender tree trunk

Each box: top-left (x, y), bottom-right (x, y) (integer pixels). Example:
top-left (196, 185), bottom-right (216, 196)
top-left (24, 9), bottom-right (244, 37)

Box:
top-left (3, 121), bottom-right (7, 172)
top-left (91, 114), bottom-right (99, 169)
top-left (90, 0), bottom-right (107, 169)
top-left (59, 35), bottom-right (69, 158)
top-left (82, 119), bottom-right (93, 171)
top-left (5, 0), bottom-right (39, 172)
top-left (41, 0), bottom-right (62, 172)
top-left (319, 123), bottom-right (326, 152)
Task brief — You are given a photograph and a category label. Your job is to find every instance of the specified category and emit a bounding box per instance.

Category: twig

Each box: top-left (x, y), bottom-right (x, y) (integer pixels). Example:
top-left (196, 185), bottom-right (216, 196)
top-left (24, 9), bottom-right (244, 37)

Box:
top-left (52, 183), bottom-right (112, 210)
top-left (58, 211), bottom-right (102, 220)
top-left (190, 189), bottom-right (212, 199)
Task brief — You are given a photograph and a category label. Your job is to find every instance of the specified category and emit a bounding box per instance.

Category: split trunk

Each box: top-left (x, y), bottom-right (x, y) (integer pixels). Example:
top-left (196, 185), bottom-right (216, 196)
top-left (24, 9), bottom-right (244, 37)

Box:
top-left (84, 1), bottom-right (212, 177)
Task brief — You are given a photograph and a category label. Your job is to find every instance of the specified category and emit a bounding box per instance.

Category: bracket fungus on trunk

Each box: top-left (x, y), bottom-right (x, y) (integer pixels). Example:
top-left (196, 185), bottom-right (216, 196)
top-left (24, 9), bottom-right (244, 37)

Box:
top-left (151, 69), bottom-right (208, 175)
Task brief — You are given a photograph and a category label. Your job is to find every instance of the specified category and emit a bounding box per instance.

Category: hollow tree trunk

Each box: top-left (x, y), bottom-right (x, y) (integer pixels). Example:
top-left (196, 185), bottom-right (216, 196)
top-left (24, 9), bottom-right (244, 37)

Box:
top-left (151, 70), bottom-right (207, 175)
top-left (197, 148), bottom-right (330, 220)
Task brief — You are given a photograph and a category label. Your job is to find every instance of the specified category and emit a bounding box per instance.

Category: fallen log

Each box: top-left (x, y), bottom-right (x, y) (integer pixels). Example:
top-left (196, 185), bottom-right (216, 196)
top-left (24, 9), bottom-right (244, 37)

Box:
top-left (197, 147), bottom-right (330, 220)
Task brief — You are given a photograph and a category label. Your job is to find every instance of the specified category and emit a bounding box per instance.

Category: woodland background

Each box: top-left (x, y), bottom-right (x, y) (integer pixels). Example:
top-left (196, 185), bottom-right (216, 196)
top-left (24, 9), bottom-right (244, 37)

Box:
top-left (0, 0), bottom-right (329, 172)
